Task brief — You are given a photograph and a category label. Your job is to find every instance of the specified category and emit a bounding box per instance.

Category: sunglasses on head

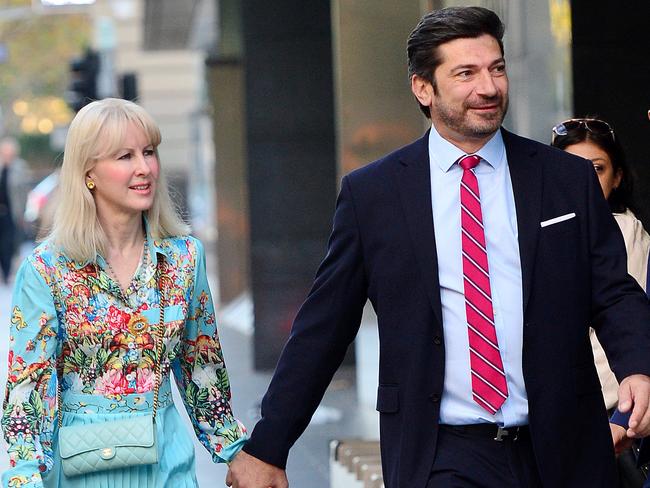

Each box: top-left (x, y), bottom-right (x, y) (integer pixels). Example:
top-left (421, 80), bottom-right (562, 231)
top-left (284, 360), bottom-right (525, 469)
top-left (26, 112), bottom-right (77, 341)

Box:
top-left (551, 118), bottom-right (615, 144)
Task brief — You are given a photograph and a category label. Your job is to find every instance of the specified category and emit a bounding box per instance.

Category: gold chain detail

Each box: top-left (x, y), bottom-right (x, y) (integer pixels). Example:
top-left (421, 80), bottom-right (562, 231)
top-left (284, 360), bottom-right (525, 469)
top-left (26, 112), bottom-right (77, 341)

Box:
top-left (151, 261), bottom-right (165, 421)
top-left (57, 363), bottom-right (62, 429)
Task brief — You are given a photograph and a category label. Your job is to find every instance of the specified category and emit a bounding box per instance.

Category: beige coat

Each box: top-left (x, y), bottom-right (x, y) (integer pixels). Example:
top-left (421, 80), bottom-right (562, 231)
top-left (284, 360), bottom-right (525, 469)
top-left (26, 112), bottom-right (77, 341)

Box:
top-left (590, 210), bottom-right (650, 409)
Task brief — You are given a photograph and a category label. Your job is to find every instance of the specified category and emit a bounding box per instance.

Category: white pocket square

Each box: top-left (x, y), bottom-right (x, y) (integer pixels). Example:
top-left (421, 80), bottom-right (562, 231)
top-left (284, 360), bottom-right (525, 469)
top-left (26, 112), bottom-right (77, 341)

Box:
top-left (540, 213), bottom-right (576, 228)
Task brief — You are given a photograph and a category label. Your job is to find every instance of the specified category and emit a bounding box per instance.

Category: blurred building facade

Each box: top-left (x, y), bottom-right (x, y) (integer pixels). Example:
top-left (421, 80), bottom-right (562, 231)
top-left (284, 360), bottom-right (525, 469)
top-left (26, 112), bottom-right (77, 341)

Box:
top-left (208, 0), bottom-right (576, 375)
top-left (86, 1), bottom-right (650, 392)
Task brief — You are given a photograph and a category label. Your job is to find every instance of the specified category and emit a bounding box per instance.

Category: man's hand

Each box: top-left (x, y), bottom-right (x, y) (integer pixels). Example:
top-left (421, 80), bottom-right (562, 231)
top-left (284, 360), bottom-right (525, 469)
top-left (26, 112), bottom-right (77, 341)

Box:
top-left (617, 374), bottom-right (650, 438)
top-left (225, 450), bottom-right (288, 488)
top-left (610, 422), bottom-right (633, 455)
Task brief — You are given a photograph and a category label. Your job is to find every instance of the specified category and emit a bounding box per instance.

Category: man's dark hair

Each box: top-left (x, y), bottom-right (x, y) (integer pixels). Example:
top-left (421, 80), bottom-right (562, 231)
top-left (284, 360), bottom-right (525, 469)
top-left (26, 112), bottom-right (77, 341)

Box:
top-left (407, 7), bottom-right (505, 118)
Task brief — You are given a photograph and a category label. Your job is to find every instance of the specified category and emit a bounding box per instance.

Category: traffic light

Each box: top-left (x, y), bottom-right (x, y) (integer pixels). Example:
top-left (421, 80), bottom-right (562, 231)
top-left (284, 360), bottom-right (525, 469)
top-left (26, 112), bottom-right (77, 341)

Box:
top-left (66, 48), bottom-right (99, 112)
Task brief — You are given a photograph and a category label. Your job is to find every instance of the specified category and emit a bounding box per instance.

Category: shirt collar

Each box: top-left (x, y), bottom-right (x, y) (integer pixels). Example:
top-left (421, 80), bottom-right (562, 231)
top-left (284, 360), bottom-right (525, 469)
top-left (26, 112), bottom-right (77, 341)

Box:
top-left (428, 124), bottom-right (506, 173)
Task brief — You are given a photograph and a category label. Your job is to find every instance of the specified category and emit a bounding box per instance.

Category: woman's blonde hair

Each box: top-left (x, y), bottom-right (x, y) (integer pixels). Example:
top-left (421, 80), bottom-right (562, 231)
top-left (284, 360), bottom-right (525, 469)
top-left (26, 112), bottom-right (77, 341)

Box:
top-left (48, 98), bottom-right (190, 263)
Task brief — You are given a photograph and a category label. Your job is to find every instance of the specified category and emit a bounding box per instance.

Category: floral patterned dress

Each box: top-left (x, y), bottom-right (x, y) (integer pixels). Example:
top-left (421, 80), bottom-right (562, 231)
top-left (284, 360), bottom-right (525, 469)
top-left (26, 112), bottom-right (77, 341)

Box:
top-left (2, 234), bottom-right (247, 488)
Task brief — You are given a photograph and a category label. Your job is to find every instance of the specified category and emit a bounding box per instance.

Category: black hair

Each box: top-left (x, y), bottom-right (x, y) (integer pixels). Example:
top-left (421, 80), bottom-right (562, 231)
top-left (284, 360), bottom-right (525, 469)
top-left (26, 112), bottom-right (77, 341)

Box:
top-left (407, 7), bottom-right (505, 118)
top-left (551, 117), bottom-right (639, 215)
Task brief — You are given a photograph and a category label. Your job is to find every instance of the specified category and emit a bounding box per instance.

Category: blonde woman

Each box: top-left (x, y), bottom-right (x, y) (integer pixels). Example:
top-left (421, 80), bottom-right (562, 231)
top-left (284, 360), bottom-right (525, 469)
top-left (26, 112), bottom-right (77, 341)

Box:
top-left (2, 98), bottom-right (247, 487)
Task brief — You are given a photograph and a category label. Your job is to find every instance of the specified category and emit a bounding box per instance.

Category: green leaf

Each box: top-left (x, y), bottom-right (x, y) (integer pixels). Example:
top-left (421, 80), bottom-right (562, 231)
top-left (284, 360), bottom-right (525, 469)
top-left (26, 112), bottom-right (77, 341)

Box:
top-left (197, 389), bottom-right (209, 404)
top-left (221, 429), bottom-right (238, 443)
top-left (28, 391), bottom-right (43, 417)
top-left (215, 369), bottom-right (230, 392)
top-left (22, 402), bottom-right (35, 419)
top-left (15, 444), bottom-right (36, 460)
top-left (142, 348), bottom-right (156, 363)
top-left (95, 348), bottom-right (108, 366)
top-left (73, 349), bottom-right (85, 367)
top-left (185, 382), bottom-right (199, 408)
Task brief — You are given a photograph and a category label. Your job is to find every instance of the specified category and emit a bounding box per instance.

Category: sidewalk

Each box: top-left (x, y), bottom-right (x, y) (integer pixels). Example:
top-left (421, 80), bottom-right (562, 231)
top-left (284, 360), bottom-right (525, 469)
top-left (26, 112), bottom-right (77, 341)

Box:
top-left (207, 322), bottom-right (379, 487)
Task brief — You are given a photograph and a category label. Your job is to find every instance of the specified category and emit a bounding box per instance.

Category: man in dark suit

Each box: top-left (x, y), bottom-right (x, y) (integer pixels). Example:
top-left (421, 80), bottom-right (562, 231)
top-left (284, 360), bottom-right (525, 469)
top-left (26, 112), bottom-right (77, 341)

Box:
top-left (226, 7), bottom-right (650, 488)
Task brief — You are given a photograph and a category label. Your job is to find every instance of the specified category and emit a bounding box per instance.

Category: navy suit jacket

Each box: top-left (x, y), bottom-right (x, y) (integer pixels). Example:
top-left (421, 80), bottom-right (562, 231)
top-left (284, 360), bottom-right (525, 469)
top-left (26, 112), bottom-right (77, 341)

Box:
top-left (243, 129), bottom-right (650, 488)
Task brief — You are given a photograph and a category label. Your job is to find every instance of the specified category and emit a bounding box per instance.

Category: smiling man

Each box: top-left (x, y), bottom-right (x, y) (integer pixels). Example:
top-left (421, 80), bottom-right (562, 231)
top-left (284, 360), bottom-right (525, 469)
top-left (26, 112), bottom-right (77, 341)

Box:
top-left (226, 7), bottom-right (650, 488)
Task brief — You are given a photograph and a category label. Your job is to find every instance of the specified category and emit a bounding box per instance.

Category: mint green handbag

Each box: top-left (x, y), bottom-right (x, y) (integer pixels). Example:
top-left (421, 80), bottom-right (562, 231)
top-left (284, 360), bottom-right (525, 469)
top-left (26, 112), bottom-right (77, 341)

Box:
top-left (57, 263), bottom-right (165, 477)
top-left (59, 415), bottom-right (158, 476)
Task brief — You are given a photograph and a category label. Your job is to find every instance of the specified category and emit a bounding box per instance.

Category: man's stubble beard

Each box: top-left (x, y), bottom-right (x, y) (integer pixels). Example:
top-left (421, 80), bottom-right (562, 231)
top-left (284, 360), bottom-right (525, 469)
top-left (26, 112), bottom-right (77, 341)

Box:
top-left (433, 94), bottom-right (509, 140)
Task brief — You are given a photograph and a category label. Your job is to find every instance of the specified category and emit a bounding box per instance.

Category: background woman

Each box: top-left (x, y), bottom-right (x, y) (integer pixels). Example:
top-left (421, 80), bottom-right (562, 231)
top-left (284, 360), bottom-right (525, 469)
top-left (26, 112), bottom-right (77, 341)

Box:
top-left (551, 118), bottom-right (649, 301)
top-left (2, 98), bottom-right (246, 487)
top-left (551, 116), bottom-right (650, 487)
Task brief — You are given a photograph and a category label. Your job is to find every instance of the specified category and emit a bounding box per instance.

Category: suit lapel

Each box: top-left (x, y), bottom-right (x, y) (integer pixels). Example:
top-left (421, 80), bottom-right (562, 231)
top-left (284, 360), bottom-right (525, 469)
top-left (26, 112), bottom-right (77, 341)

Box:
top-left (394, 131), bottom-right (443, 327)
top-left (502, 129), bottom-right (543, 315)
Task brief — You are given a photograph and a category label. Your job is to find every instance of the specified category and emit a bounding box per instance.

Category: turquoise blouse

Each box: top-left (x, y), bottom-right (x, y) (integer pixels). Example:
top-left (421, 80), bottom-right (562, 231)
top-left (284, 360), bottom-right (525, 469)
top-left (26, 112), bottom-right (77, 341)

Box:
top-left (2, 233), bottom-right (247, 487)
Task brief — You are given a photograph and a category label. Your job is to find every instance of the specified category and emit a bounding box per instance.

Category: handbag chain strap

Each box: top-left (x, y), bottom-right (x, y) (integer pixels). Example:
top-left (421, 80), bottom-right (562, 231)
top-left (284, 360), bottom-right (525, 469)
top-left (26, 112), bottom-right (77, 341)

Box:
top-left (150, 258), bottom-right (165, 422)
top-left (57, 257), bottom-right (166, 429)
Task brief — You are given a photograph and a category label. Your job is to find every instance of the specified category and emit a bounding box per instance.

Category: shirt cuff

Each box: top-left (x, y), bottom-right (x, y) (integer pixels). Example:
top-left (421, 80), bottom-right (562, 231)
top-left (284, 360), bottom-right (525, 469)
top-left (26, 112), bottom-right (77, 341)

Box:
top-left (216, 436), bottom-right (248, 464)
top-left (2, 461), bottom-right (44, 488)
top-left (610, 409), bottom-right (632, 428)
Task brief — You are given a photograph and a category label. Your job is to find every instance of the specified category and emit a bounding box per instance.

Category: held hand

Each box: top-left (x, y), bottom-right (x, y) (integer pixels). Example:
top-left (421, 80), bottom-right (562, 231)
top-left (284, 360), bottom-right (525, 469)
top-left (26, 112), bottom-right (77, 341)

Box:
top-left (610, 422), bottom-right (633, 455)
top-left (225, 450), bottom-right (288, 488)
top-left (617, 374), bottom-right (650, 438)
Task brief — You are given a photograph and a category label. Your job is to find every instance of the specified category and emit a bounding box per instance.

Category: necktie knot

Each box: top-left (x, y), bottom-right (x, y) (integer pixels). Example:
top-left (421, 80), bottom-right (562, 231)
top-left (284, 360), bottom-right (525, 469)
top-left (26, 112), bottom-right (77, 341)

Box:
top-left (459, 154), bottom-right (480, 171)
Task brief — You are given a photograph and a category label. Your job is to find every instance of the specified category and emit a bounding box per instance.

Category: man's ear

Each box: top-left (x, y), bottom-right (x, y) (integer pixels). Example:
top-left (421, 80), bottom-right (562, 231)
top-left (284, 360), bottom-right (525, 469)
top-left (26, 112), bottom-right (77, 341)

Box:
top-left (411, 74), bottom-right (434, 110)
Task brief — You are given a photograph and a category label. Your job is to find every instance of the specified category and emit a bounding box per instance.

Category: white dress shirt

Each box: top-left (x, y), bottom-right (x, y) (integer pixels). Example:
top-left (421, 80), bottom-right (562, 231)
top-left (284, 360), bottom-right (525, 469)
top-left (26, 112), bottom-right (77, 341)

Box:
top-left (429, 125), bottom-right (528, 427)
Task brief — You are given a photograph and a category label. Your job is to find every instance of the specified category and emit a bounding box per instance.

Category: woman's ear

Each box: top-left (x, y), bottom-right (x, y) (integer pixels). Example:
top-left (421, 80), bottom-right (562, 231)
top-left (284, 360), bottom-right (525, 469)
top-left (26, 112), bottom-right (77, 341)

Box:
top-left (613, 168), bottom-right (623, 190)
top-left (85, 170), bottom-right (96, 190)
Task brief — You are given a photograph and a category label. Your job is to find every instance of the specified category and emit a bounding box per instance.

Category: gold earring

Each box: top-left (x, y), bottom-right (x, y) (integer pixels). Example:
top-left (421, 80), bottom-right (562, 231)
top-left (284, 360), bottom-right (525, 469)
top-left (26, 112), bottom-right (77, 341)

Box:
top-left (86, 180), bottom-right (95, 190)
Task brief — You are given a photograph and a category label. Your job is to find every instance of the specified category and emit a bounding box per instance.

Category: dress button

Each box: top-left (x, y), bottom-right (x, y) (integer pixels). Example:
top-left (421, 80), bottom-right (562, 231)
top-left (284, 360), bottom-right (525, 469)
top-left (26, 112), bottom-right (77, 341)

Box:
top-left (429, 393), bottom-right (441, 403)
top-left (433, 336), bottom-right (442, 345)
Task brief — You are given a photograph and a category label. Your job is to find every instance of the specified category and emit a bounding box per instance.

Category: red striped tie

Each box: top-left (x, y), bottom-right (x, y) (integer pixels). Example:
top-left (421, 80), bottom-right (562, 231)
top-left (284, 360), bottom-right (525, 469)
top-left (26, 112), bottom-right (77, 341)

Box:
top-left (459, 154), bottom-right (509, 414)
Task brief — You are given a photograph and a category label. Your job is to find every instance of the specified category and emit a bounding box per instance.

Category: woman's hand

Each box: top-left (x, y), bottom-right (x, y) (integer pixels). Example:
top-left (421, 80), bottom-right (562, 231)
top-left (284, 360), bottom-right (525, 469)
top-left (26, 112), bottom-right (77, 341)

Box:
top-left (610, 422), bottom-right (633, 455)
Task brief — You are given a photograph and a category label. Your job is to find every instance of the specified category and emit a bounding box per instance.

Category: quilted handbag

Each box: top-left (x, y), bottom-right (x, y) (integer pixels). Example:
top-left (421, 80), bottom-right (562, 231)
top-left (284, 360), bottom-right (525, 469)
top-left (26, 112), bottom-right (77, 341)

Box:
top-left (59, 415), bottom-right (157, 477)
top-left (57, 260), bottom-right (166, 477)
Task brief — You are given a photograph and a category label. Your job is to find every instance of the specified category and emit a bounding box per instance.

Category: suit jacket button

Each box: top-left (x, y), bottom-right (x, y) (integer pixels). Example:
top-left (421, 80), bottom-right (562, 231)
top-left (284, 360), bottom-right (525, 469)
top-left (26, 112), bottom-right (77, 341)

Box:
top-left (429, 393), bottom-right (440, 403)
top-left (433, 336), bottom-right (442, 345)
